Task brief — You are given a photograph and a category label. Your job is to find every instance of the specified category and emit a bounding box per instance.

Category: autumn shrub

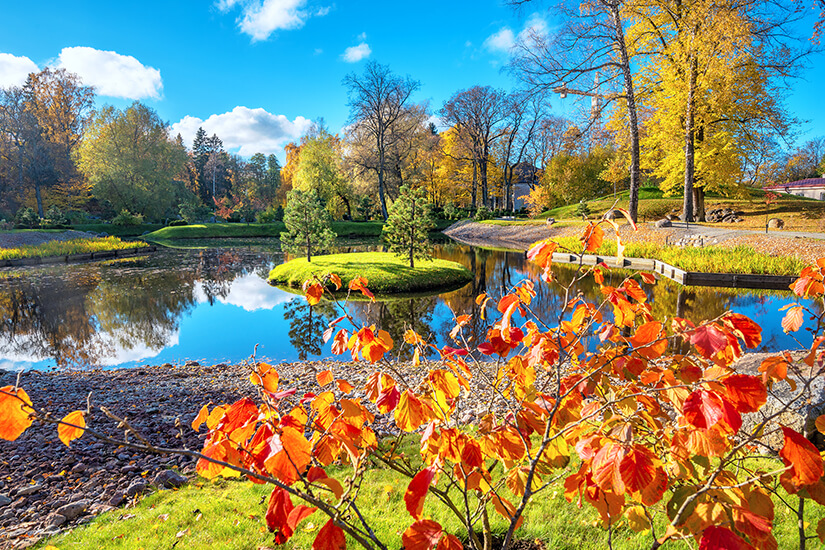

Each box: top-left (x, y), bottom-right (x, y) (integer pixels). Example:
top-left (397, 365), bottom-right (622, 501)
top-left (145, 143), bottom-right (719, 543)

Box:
top-left (3, 209), bottom-right (825, 550)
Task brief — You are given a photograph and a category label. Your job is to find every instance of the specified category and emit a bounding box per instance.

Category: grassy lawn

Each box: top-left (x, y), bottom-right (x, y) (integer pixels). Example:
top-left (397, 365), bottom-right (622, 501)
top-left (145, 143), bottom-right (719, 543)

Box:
top-left (73, 223), bottom-right (165, 236)
top-left (0, 237), bottom-right (146, 260)
top-left (38, 454), bottom-right (820, 550)
top-left (548, 235), bottom-right (806, 275)
top-left (268, 252), bottom-right (472, 294)
top-left (539, 187), bottom-right (825, 231)
top-left (143, 220), bottom-right (455, 243)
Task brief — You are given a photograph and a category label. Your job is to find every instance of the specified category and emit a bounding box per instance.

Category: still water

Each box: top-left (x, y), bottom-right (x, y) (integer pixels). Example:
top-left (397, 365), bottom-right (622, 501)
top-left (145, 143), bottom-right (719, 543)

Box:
top-left (0, 239), bottom-right (808, 370)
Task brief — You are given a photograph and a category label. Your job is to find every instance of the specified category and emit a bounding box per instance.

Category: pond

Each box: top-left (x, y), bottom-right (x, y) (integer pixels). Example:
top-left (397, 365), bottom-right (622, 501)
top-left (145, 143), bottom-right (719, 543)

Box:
top-left (0, 238), bottom-right (809, 370)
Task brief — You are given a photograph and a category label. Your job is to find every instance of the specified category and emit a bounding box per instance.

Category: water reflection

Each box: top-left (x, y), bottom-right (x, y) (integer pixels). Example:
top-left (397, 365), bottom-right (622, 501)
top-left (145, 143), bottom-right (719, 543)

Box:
top-left (0, 240), bottom-right (810, 370)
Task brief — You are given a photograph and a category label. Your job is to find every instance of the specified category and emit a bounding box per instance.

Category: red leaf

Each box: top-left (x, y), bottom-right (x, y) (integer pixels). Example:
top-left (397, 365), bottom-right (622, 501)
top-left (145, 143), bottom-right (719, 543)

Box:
top-left (640, 272), bottom-right (656, 284)
top-left (690, 325), bottom-right (728, 358)
top-left (436, 534), bottom-right (463, 550)
top-left (331, 329), bottom-right (349, 355)
top-left (619, 446), bottom-right (656, 494)
top-left (402, 520), bottom-right (442, 550)
top-left (779, 427), bottom-right (824, 489)
top-left (698, 526), bottom-right (754, 550)
top-left (405, 464), bottom-right (438, 519)
top-left (781, 306), bottom-right (804, 333)
top-left (723, 313), bottom-right (762, 349)
top-left (723, 375), bottom-right (767, 413)
top-left (683, 390), bottom-right (725, 430)
top-left (313, 519), bottom-right (346, 550)
top-left (287, 505), bottom-right (317, 532)
top-left (349, 277), bottom-right (375, 302)
top-left (266, 486), bottom-right (295, 544)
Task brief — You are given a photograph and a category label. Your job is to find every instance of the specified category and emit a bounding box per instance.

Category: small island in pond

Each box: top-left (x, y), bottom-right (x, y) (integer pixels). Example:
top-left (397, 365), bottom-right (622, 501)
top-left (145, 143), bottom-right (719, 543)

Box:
top-left (268, 252), bottom-right (472, 295)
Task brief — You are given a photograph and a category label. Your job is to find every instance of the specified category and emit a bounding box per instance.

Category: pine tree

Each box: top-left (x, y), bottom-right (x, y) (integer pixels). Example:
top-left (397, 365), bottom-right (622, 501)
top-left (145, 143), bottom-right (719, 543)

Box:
top-left (382, 184), bottom-right (434, 268)
top-left (280, 189), bottom-right (336, 262)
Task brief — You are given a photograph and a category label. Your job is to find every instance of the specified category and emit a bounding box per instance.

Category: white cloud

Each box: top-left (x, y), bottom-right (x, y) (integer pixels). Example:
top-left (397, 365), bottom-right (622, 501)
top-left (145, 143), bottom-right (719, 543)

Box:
top-left (485, 15), bottom-right (548, 56)
top-left (57, 47), bottom-right (162, 99)
top-left (342, 42), bottom-right (371, 63)
top-left (218, 274), bottom-right (296, 311)
top-left (484, 27), bottom-right (515, 54)
top-left (0, 53), bottom-right (38, 88)
top-left (218, 0), bottom-right (330, 41)
top-left (171, 106), bottom-right (312, 156)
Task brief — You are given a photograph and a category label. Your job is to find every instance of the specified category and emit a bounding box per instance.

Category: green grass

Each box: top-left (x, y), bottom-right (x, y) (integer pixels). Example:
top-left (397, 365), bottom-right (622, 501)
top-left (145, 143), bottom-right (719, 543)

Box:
top-left (0, 237), bottom-right (146, 260)
top-left (74, 223), bottom-right (165, 236)
top-left (268, 252), bottom-right (472, 294)
top-left (38, 451), bottom-right (821, 550)
top-left (548, 236), bottom-right (806, 276)
top-left (144, 221), bottom-right (454, 243)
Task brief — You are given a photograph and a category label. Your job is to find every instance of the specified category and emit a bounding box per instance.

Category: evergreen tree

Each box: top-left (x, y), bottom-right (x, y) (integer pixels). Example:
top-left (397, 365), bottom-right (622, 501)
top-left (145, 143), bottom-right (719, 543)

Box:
top-left (280, 189), bottom-right (336, 262)
top-left (382, 184), bottom-right (434, 268)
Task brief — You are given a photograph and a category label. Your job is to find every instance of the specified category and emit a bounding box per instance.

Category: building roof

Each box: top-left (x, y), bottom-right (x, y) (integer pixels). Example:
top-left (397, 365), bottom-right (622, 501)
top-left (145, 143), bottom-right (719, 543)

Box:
top-left (765, 177), bottom-right (825, 190)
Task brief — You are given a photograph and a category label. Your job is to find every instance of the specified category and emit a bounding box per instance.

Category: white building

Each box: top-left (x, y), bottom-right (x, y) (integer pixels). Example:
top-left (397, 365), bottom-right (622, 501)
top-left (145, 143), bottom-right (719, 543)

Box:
top-left (765, 176), bottom-right (825, 200)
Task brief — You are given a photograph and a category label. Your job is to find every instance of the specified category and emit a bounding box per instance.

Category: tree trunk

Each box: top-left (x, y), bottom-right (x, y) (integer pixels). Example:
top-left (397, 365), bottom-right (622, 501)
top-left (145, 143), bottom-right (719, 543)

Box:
top-left (378, 150), bottom-right (389, 220)
top-left (480, 149), bottom-right (489, 208)
top-left (471, 160), bottom-right (478, 210)
top-left (35, 182), bottom-right (43, 218)
top-left (692, 186), bottom-right (705, 222)
top-left (609, 0), bottom-right (641, 224)
top-left (681, 56), bottom-right (697, 223)
top-left (410, 199), bottom-right (415, 268)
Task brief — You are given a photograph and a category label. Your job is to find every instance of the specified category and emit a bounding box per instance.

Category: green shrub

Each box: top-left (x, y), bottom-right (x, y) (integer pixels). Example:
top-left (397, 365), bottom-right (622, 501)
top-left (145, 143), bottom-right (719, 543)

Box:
top-left (257, 204), bottom-right (284, 223)
top-left (576, 200), bottom-right (591, 220)
top-left (111, 209), bottom-right (144, 226)
top-left (474, 205), bottom-right (494, 221)
top-left (168, 219), bottom-right (188, 227)
top-left (14, 207), bottom-right (40, 229)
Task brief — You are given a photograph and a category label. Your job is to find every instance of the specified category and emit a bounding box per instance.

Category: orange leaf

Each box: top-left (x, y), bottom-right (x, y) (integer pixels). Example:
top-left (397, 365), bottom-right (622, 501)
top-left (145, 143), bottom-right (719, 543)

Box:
top-left (58, 410), bottom-right (86, 447)
top-left (192, 404), bottom-right (209, 431)
top-left (581, 223), bottom-right (604, 252)
top-left (779, 427), bottom-right (824, 488)
top-left (328, 273), bottom-right (342, 290)
top-left (723, 313), bottom-right (762, 349)
top-left (722, 375), bottom-right (767, 413)
top-left (303, 281), bottom-right (324, 306)
top-left (490, 494), bottom-right (524, 529)
top-left (436, 534), bottom-right (462, 550)
top-left (265, 427), bottom-right (312, 485)
top-left (250, 362), bottom-right (280, 393)
top-left (349, 277), bottom-right (375, 301)
top-left (287, 505), bottom-right (317, 532)
top-left (395, 390), bottom-right (430, 432)
top-left (313, 519), bottom-right (346, 550)
top-left (816, 414), bottom-right (825, 435)
top-left (331, 329), bottom-right (349, 355)
top-left (336, 379), bottom-right (354, 394)
top-left (404, 464), bottom-right (438, 519)
top-left (317, 370), bottom-right (334, 387)
top-left (402, 520), bottom-right (442, 550)
top-left (526, 239), bottom-right (558, 268)
top-left (619, 446), bottom-right (656, 494)
top-left (781, 306), bottom-right (804, 333)
top-left (0, 386), bottom-right (33, 441)
top-left (640, 272), bottom-right (656, 284)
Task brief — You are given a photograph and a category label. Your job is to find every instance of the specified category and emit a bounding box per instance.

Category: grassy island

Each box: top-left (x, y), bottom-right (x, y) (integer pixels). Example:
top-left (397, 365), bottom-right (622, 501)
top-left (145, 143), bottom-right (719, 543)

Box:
top-left (0, 236), bottom-right (146, 261)
top-left (268, 252), bottom-right (472, 294)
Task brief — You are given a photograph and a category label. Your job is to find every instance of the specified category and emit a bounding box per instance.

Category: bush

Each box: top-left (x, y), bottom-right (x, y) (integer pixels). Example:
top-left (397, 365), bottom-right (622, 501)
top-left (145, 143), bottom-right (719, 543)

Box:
top-left (111, 209), bottom-right (144, 227)
top-left (44, 206), bottom-right (70, 227)
top-left (443, 201), bottom-right (457, 220)
top-left (14, 207), bottom-right (40, 229)
top-left (473, 205), bottom-right (494, 221)
top-left (576, 199), bottom-right (591, 219)
top-left (257, 205), bottom-right (284, 224)
top-left (179, 195), bottom-right (212, 224)
top-left (168, 219), bottom-right (188, 227)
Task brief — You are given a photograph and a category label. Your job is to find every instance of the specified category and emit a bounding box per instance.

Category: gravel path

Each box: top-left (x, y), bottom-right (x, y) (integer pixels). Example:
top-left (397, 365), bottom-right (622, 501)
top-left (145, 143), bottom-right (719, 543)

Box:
top-left (0, 231), bottom-right (100, 249)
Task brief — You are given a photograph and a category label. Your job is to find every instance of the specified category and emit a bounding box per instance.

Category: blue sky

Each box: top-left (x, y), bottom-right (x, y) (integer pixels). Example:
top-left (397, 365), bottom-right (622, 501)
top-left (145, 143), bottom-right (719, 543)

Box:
top-left (1, 0), bottom-right (824, 161)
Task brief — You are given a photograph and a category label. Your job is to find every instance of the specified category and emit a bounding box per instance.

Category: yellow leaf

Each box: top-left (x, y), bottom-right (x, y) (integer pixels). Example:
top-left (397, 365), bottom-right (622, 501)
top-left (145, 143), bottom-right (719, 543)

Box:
top-left (58, 411), bottom-right (86, 447)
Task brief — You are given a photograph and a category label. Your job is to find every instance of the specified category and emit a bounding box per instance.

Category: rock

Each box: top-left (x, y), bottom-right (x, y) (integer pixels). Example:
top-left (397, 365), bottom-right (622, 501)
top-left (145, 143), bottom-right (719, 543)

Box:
top-left (70, 463), bottom-right (87, 474)
top-left (768, 217), bottom-right (785, 229)
top-left (0, 495), bottom-right (10, 507)
top-left (655, 218), bottom-right (672, 228)
top-left (16, 484), bottom-right (41, 497)
top-left (185, 360), bottom-right (199, 367)
top-left (46, 513), bottom-right (67, 527)
top-left (125, 480), bottom-right (148, 498)
top-left (106, 492), bottom-right (126, 507)
top-left (152, 469), bottom-right (187, 489)
top-left (605, 209), bottom-right (622, 220)
top-left (55, 499), bottom-right (89, 521)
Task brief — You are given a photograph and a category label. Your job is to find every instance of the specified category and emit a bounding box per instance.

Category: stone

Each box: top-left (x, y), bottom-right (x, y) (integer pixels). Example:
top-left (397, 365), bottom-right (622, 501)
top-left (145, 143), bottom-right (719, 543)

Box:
top-left (16, 484), bottom-right (41, 497)
top-left (125, 480), bottom-right (148, 498)
top-left (655, 218), bottom-right (672, 228)
top-left (0, 495), bottom-right (11, 507)
top-left (46, 513), bottom-right (67, 527)
top-left (152, 469), bottom-right (187, 489)
top-left (70, 463), bottom-right (87, 474)
top-left (55, 500), bottom-right (89, 521)
top-left (185, 360), bottom-right (199, 367)
top-left (768, 217), bottom-right (785, 229)
top-left (106, 492), bottom-right (126, 507)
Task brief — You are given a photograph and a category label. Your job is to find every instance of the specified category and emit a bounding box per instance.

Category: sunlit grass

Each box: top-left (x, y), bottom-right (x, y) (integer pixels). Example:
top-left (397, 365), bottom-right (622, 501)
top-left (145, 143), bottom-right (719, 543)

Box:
top-left (548, 236), bottom-right (806, 275)
top-left (268, 252), bottom-right (472, 294)
top-left (0, 237), bottom-right (145, 261)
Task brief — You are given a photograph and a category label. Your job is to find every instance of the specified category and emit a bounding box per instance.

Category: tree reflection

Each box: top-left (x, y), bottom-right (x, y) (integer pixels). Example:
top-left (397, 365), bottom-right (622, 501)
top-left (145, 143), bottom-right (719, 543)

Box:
top-left (284, 300), bottom-right (329, 360)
